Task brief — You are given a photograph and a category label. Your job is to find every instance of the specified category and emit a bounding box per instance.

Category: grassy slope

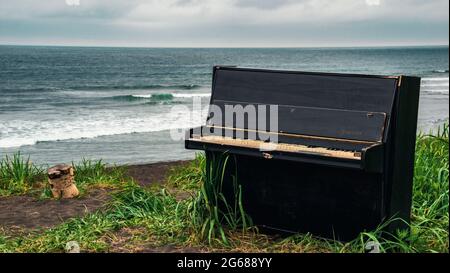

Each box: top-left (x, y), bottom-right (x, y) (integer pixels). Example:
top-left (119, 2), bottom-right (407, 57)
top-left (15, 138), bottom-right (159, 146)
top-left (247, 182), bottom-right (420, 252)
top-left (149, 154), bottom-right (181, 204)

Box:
top-left (0, 125), bottom-right (448, 253)
top-left (0, 158), bottom-right (128, 198)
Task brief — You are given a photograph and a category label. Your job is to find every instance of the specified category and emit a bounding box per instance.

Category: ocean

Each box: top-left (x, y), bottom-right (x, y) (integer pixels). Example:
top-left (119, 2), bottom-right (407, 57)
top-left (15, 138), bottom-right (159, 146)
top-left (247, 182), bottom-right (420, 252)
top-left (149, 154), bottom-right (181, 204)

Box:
top-left (0, 45), bottom-right (448, 166)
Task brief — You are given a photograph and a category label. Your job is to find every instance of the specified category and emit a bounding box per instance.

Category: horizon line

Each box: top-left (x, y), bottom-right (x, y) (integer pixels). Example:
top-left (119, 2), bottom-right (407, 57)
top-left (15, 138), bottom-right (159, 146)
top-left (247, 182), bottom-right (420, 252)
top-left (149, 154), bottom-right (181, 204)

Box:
top-left (0, 43), bottom-right (448, 50)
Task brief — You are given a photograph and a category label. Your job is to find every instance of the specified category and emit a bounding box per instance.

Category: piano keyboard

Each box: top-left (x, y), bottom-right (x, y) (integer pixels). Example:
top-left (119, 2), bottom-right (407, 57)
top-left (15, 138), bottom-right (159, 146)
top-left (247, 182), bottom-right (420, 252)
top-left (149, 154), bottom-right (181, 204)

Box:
top-left (190, 135), bottom-right (362, 160)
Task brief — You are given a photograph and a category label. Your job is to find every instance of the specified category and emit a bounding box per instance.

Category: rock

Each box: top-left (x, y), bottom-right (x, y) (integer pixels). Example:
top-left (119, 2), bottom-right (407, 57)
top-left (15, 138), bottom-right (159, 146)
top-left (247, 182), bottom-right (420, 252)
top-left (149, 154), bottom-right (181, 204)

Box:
top-left (365, 240), bottom-right (381, 253)
top-left (47, 164), bottom-right (79, 199)
top-left (65, 241), bottom-right (80, 253)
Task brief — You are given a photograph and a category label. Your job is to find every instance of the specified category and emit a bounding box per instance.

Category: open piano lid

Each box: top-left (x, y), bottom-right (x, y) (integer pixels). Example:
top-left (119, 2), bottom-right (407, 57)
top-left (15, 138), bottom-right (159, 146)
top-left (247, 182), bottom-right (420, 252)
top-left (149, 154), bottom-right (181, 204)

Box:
top-left (208, 66), bottom-right (400, 144)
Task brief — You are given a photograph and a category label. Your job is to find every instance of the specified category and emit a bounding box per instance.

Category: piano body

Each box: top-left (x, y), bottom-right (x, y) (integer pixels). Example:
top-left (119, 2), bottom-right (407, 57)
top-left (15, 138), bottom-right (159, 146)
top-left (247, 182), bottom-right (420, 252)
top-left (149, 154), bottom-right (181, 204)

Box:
top-left (185, 66), bottom-right (421, 240)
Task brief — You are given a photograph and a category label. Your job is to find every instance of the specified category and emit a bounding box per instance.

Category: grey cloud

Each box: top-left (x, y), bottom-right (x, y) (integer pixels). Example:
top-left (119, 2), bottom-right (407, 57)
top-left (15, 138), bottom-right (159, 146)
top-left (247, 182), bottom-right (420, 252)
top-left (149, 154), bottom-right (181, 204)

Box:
top-left (235, 0), bottom-right (296, 10)
top-left (0, 0), bottom-right (447, 47)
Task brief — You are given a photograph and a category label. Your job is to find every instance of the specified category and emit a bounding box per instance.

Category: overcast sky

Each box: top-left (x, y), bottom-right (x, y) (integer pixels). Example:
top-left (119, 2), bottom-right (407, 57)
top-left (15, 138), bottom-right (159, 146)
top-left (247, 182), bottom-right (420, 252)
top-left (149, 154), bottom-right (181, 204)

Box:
top-left (0, 0), bottom-right (448, 47)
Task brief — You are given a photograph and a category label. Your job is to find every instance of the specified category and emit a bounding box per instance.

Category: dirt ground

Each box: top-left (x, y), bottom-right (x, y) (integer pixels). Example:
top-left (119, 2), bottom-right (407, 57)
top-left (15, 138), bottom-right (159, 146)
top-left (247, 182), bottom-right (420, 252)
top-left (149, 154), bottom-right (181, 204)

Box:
top-left (0, 189), bottom-right (110, 234)
top-left (105, 227), bottom-right (203, 253)
top-left (125, 160), bottom-right (191, 186)
top-left (0, 160), bottom-right (191, 234)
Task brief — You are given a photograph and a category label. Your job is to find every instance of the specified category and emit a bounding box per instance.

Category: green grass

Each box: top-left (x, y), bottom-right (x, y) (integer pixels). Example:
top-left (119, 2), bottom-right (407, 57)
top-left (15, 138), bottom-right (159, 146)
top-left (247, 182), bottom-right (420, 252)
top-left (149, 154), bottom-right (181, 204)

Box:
top-left (0, 185), bottom-right (192, 253)
top-left (188, 153), bottom-right (252, 246)
top-left (340, 124), bottom-right (449, 253)
top-left (0, 155), bottom-right (127, 198)
top-left (167, 153), bottom-right (205, 192)
top-left (0, 124), bottom-right (448, 253)
top-left (70, 159), bottom-right (128, 195)
top-left (0, 152), bottom-right (44, 196)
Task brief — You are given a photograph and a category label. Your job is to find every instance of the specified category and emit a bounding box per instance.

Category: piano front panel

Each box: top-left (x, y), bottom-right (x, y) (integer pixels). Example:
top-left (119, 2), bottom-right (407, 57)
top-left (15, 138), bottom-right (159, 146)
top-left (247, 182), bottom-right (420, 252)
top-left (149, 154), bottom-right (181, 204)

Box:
top-left (214, 152), bottom-right (384, 241)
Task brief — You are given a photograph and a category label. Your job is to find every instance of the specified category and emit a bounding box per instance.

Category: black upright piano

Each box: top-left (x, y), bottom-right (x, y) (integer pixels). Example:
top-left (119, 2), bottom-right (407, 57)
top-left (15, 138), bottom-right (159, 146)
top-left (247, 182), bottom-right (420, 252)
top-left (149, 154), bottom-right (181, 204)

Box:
top-left (185, 66), bottom-right (421, 240)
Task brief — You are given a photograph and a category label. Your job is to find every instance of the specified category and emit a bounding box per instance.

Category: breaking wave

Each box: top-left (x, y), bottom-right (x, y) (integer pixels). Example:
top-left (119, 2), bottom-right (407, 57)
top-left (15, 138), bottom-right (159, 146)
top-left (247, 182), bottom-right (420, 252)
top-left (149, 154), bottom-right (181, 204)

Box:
top-left (111, 93), bottom-right (210, 102)
top-left (0, 84), bottom-right (204, 94)
top-left (0, 107), bottom-right (207, 148)
top-left (69, 84), bottom-right (203, 91)
top-left (432, 69), bottom-right (449, 73)
top-left (421, 77), bottom-right (449, 95)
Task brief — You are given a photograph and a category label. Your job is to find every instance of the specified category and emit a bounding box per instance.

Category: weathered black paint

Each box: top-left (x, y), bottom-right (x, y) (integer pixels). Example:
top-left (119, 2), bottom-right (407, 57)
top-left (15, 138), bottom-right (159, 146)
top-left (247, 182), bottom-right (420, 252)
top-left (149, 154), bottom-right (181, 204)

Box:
top-left (185, 67), bottom-right (420, 240)
top-left (209, 67), bottom-right (398, 142)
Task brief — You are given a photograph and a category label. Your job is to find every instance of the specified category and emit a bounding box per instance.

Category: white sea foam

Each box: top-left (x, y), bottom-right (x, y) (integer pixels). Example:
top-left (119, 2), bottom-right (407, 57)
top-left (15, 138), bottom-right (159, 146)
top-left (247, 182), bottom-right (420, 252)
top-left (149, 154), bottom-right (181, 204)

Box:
top-left (421, 77), bottom-right (449, 95)
top-left (0, 90), bottom-right (212, 148)
top-left (131, 94), bottom-right (152, 99)
top-left (421, 83), bottom-right (449, 87)
top-left (172, 93), bottom-right (211, 98)
top-left (421, 77), bottom-right (449, 82)
top-left (0, 107), bottom-right (207, 148)
top-left (131, 93), bottom-right (210, 99)
top-left (422, 89), bottom-right (450, 93)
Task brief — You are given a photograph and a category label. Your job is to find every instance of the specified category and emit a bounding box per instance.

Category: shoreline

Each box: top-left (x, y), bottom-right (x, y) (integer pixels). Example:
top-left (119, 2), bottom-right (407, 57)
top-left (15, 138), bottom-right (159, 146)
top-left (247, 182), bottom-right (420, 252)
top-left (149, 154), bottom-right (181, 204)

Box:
top-left (1, 116), bottom-right (449, 167)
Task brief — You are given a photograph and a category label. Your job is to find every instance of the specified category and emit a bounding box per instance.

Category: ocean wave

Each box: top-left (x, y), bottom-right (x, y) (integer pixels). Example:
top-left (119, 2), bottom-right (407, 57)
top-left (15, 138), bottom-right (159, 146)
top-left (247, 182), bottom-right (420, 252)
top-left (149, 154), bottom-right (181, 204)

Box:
top-left (0, 108), bottom-right (207, 148)
top-left (421, 77), bottom-right (449, 82)
top-left (0, 84), bottom-right (204, 94)
top-left (112, 94), bottom-right (174, 102)
top-left (131, 93), bottom-right (210, 99)
top-left (111, 93), bottom-right (210, 102)
top-left (68, 84), bottom-right (203, 91)
top-left (172, 93), bottom-right (211, 98)
top-left (432, 69), bottom-right (449, 73)
top-left (421, 78), bottom-right (449, 90)
top-left (422, 90), bottom-right (449, 95)
top-left (421, 83), bottom-right (449, 87)
top-left (143, 101), bottom-right (184, 106)
top-left (0, 87), bottom-right (62, 94)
